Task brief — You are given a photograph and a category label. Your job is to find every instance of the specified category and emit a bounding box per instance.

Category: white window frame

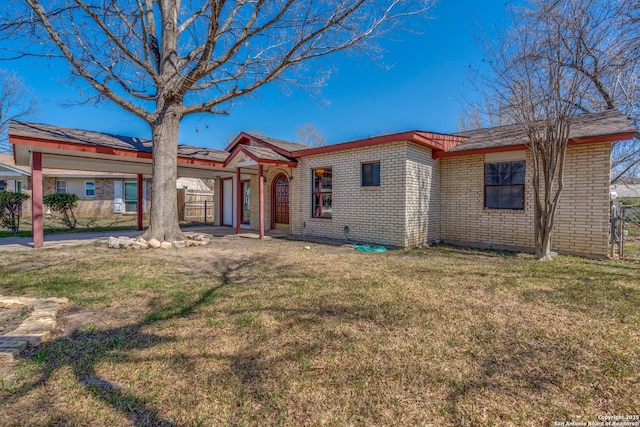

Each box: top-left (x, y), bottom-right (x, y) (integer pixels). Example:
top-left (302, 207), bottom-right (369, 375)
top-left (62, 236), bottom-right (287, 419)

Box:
top-left (56, 180), bottom-right (67, 193)
top-left (85, 181), bottom-right (95, 198)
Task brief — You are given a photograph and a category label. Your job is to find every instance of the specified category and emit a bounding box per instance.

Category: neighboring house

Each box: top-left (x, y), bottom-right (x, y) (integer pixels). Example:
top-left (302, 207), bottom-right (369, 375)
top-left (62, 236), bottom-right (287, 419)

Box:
top-left (177, 177), bottom-right (214, 192)
top-left (0, 153), bottom-right (151, 217)
top-left (8, 109), bottom-right (637, 257)
top-left (611, 182), bottom-right (640, 201)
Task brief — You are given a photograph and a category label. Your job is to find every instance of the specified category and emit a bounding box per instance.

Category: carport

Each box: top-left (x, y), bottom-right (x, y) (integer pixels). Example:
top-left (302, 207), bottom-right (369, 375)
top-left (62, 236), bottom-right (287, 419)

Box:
top-left (8, 121), bottom-right (294, 248)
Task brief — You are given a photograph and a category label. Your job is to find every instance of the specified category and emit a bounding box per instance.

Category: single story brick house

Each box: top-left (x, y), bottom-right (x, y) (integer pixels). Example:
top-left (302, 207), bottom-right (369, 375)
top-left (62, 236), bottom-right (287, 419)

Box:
top-left (0, 153), bottom-right (150, 216)
top-left (8, 109), bottom-right (637, 256)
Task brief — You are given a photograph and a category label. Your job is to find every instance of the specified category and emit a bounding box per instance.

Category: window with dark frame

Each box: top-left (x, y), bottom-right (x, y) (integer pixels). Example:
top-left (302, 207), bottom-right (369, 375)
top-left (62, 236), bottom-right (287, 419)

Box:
top-left (312, 168), bottom-right (332, 218)
top-left (361, 162), bottom-right (380, 187)
top-left (484, 161), bottom-right (525, 210)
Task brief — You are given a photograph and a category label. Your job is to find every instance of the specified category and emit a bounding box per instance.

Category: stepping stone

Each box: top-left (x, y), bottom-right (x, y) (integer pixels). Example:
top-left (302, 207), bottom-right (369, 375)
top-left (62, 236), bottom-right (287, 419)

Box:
top-left (0, 339), bottom-right (28, 352)
top-left (4, 332), bottom-right (51, 347)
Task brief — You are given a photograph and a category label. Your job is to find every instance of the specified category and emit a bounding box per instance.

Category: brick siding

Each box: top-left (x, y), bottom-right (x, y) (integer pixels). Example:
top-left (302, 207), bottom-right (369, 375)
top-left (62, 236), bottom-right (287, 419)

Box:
top-left (290, 142), bottom-right (413, 247)
top-left (440, 144), bottom-right (611, 258)
top-left (214, 140), bottom-right (612, 258)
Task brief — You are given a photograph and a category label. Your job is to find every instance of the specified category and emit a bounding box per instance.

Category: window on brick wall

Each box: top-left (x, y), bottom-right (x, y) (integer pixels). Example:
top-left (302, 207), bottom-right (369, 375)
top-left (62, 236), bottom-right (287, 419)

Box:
top-left (312, 168), bottom-right (332, 218)
top-left (361, 162), bottom-right (380, 187)
top-left (484, 161), bottom-right (525, 210)
top-left (56, 180), bottom-right (67, 194)
top-left (85, 181), bottom-right (95, 197)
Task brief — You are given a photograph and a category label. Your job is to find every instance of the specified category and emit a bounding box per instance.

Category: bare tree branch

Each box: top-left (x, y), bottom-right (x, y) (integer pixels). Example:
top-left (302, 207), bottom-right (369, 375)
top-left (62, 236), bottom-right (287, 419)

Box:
top-left (0, 69), bottom-right (40, 153)
top-left (0, 0), bottom-right (435, 242)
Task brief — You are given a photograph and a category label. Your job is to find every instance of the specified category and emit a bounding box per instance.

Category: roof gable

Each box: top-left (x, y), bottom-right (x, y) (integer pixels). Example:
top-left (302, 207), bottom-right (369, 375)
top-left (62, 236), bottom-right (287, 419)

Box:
top-left (226, 132), bottom-right (310, 157)
top-left (224, 144), bottom-right (297, 168)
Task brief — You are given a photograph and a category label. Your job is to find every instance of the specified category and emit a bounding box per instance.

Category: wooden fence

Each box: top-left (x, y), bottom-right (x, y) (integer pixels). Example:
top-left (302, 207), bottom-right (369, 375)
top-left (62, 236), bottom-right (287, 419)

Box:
top-left (177, 189), bottom-right (215, 223)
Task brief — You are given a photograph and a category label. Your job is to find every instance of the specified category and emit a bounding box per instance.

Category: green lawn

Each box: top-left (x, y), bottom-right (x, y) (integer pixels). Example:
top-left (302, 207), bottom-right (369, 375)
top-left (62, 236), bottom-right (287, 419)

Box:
top-left (1, 238), bottom-right (639, 426)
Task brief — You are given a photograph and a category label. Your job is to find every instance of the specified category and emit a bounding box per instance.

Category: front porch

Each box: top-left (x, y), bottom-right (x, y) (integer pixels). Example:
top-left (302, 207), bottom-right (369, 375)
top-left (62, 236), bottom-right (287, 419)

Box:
top-left (8, 122), bottom-right (300, 249)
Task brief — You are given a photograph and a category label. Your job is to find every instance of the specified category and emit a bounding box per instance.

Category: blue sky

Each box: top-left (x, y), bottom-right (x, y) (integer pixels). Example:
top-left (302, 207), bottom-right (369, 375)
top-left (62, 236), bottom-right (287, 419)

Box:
top-left (4, 1), bottom-right (514, 151)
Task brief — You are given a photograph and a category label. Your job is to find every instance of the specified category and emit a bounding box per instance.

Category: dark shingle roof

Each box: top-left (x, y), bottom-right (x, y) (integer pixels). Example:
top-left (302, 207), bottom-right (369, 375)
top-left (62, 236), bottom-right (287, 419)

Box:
top-left (451, 109), bottom-right (637, 153)
top-left (9, 121), bottom-right (229, 163)
top-left (241, 144), bottom-right (295, 162)
top-left (247, 133), bottom-right (311, 153)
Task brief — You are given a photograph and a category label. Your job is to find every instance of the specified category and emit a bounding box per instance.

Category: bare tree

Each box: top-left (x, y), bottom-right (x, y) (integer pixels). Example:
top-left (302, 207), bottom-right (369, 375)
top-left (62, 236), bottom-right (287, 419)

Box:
top-left (520, 0), bottom-right (640, 183)
top-left (480, 0), bottom-right (588, 260)
top-left (0, 69), bottom-right (39, 153)
top-left (296, 122), bottom-right (326, 146)
top-left (456, 109), bottom-right (485, 133)
top-left (464, 0), bottom-right (640, 182)
top-left (0, 0), bottom-right (433, 242)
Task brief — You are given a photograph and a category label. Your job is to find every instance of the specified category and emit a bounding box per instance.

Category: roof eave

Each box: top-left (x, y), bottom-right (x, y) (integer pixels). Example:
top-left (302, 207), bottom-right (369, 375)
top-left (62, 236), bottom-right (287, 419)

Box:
top-left (224, 145), bottom-right (297, 168)
top-left (292, 131), bottom-right (467, 157)
top-left (10, 134), bottom-right (225, 168)
top-left (0, 160), bottom-right (31, 176)
top-left (434, 131), bottom-right (635, 159)
top-left (224, 132), bottom-right (297, 158)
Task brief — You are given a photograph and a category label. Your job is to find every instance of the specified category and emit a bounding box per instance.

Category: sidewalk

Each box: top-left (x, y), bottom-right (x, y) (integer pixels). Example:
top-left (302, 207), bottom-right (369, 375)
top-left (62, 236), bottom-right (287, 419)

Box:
top-left (0, 225), bottom-right (217, 251)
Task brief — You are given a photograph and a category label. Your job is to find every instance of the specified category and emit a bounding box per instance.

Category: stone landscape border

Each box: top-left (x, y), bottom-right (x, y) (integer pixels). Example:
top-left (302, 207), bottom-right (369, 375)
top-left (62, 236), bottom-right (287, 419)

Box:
top-left (107, 233), bottom-right (211, 249)
top-left (0, 296), bottom-right (68, 362)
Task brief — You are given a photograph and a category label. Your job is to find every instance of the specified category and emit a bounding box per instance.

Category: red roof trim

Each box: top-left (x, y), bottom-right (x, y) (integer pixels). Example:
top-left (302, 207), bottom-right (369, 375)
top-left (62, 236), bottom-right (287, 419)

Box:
top-left (226, 132), bottom-right (298, 158)
top-left (9, 134), bottom-right (225, 167)
top-left (434, 132), bottom-right (635, 159)
top-left (292, 131), bottom-right (467, 157)
top-left (10, 134), bottom-right (151, 159)
top-left (434, 144), bottom-right (528, 159)
top-left (225, 132), bottom-right (252, 151)
top-left (224, 145), bottom-right (297, 168)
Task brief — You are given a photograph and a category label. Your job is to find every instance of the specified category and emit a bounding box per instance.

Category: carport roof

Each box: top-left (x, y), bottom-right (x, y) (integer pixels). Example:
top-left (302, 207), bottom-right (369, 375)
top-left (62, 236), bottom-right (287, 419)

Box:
top-left (9, 121), bottom-right (229, 163)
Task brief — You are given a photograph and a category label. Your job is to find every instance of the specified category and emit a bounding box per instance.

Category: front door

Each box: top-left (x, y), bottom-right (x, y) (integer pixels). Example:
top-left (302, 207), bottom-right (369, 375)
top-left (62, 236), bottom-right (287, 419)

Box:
top-left (222, 178), bottom-right (233, 226)
top-left (272, 174), bottom-right (289, 230)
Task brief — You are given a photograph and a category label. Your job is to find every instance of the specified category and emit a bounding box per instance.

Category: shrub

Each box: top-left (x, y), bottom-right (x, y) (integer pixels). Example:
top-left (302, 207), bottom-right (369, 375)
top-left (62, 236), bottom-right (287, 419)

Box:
top-left (43, 193), bottom-right (79, 230)
top-left (620, 197), bottom-right (640, 206)
top-left (0, 191), bottom-right (30, 234)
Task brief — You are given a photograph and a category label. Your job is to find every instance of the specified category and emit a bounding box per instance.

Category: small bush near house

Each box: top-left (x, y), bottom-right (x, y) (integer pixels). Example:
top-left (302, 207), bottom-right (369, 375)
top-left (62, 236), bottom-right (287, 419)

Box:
top-left (620, 197), bottom-right (640, 206)
top-left (0, 190), bottom-right (29, 233)
top-left (43, 193), bottom-right (79, 230)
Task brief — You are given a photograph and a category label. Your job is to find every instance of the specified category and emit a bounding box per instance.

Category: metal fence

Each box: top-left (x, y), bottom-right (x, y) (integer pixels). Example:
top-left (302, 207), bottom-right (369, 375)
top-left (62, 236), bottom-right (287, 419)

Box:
top-left (612, 204), bottom-right (640, 260)
top-left (177, 190), bottom-right (215, 223)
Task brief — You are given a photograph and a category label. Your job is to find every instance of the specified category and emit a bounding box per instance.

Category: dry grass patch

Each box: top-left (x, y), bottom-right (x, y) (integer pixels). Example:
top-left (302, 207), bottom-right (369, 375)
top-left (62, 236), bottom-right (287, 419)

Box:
top-left (0, 238), bottom-right (639, 426)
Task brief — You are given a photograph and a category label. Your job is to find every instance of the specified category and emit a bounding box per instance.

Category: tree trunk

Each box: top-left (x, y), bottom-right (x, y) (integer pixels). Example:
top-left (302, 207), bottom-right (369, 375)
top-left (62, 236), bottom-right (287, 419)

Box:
top-left (144, 106), bottom-right (185, 242)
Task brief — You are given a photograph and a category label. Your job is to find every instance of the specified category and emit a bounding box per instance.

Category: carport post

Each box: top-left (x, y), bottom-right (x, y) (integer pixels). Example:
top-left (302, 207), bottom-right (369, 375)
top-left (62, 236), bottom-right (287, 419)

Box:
top-left (259, 164), bottom-right (264, 239)
top-left (137, 174), bottom-right (143, 231)
top-left (236, 167), bottom-right (241, 235)
top-left (31, 151), bottom-right (44, 249)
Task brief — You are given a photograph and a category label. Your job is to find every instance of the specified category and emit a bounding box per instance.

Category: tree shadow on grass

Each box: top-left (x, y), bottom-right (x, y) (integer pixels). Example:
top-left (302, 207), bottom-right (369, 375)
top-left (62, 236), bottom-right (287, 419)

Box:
top-left (442, 321), bottom-right (585, 425)
top-left (1, 255), bottom-right (265, 426)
